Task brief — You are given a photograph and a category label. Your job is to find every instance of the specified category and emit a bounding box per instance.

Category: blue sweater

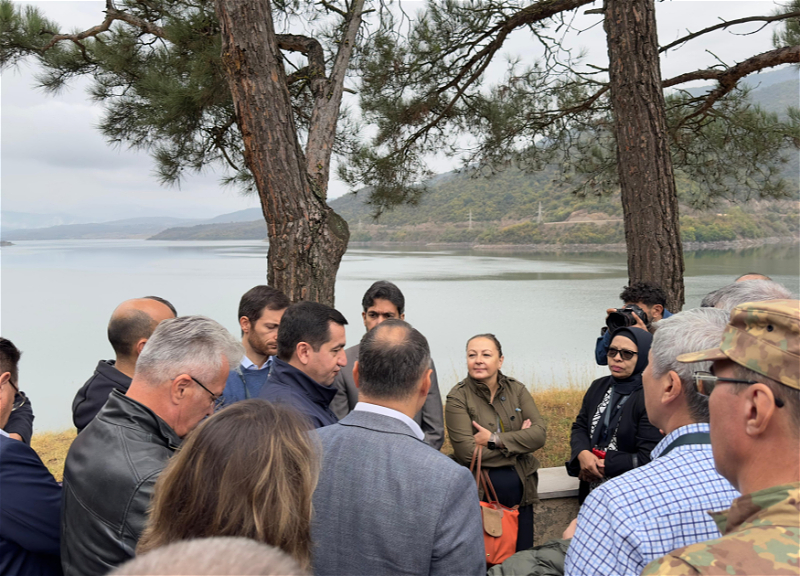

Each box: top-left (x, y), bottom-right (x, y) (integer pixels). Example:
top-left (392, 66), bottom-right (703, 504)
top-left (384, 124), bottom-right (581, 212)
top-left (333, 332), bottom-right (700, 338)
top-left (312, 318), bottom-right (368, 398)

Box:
top-left (0, 435), bottom-right (63, 576)
top-left (222, 361), bottom-right (272, 405)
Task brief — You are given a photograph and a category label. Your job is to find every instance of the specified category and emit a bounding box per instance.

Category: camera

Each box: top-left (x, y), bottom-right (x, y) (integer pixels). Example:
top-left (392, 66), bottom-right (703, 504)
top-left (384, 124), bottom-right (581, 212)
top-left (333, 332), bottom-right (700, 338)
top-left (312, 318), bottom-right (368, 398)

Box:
top-left (606, 304), bottom-right (649, 332)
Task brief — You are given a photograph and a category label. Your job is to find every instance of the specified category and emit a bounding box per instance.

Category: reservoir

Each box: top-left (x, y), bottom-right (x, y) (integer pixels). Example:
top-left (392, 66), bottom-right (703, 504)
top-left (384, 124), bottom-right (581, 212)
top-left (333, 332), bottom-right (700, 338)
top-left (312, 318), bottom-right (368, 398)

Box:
top-left (1, 240), bottom-right (797, 430)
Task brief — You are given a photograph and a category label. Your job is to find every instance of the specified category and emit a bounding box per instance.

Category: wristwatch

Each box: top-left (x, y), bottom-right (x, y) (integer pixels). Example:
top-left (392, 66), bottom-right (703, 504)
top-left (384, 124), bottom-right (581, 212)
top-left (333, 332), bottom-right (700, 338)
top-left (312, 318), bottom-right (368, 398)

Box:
top-left (487, 434), bottom-right (497, 450)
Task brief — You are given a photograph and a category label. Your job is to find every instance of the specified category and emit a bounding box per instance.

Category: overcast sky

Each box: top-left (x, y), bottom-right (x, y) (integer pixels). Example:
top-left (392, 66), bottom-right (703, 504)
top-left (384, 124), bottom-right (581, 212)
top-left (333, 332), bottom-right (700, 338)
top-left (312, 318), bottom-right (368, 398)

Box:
top-left (0, 0), bottom-right (789, 222)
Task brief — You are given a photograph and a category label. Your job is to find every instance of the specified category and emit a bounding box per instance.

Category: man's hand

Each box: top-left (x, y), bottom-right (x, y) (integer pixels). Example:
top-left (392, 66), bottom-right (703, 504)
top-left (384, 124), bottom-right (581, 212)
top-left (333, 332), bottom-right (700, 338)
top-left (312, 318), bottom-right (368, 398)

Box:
top-left (606, 308), bottom-right (649, 332)
top-left (472, 421), bottom-right (492, 447)
top-left (562, 518), bottom-right (579, 539)
top-left (7, 433), bottom-right (23, 442)
top-left (521, 418), bottom-right (531, 430)
top-left (577, 450), bottom-right (604, 482)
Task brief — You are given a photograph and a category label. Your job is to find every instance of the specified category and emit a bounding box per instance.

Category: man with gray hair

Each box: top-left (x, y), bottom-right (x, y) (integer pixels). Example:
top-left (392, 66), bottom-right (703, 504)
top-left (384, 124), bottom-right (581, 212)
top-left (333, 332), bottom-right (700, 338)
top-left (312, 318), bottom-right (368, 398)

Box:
top-left (311, 319), bottom-right (485, 576)
top-left (564, 308), bottom-right (740, 576)
top-left (700, 279), bottom-right (792, 311)
top-left (61, 316), bottom-right (243, 576)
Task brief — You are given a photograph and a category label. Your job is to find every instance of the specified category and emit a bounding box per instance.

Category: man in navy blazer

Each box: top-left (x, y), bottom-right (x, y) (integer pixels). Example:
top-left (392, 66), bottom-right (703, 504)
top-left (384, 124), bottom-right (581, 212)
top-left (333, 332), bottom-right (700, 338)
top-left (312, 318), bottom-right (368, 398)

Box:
top-left (312, 320), bottom-right (485, 576)
top-left (0, 338), bottom-right (63, 576)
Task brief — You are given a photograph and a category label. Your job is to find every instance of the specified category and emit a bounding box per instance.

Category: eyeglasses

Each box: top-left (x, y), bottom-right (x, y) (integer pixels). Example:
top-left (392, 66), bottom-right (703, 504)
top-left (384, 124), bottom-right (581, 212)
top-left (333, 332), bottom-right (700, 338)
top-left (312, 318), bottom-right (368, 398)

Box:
top-left (7, 378), bottom-right (18, 394)
top-left (190, 376), bottom-right (225, 409)
top-left (692, 371), bottom-right (785, 408)
top-left (607, 347), bottom-right (638, 361)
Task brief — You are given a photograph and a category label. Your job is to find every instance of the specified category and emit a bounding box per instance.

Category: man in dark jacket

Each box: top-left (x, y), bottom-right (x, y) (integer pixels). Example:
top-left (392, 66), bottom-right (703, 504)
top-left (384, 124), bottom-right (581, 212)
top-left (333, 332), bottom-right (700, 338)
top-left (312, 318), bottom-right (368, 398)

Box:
top-left (71, 296), bottom-right (176, 432)
top-left (258, 301), bottom-right (347, 429)
top-left (0, 337), bottom-right (63, 576)
top-left (61, 316), bottom-right (243, 576)
top-left (331, 280), bottom-right (444, 449)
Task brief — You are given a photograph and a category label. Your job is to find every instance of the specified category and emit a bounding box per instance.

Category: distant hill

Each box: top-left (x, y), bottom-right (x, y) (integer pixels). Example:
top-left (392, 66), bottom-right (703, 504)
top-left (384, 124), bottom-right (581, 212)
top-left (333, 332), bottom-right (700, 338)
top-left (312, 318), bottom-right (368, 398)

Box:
top-left (149, 220), bottom-right (267, 240)
top-left (2, 217), bottom-right (201, 240)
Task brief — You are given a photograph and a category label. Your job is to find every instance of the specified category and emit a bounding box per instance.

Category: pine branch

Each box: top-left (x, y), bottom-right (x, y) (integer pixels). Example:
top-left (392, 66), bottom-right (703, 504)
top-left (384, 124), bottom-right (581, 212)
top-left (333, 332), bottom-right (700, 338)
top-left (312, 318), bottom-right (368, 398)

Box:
top-left (391, 0), bottom-right (596, 156)
top-left (39, 1), bottom-right (166, 52)
top-left (660, 11), bottom-right (800, 53)
top-left (663, 44), bottom-right (800, 128)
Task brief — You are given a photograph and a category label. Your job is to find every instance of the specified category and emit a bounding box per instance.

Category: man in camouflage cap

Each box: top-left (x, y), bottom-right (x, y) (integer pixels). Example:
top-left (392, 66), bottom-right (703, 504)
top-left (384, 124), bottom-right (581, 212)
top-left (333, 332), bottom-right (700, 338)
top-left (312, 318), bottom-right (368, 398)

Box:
top-left (642, 299), bottom-right (800, 576)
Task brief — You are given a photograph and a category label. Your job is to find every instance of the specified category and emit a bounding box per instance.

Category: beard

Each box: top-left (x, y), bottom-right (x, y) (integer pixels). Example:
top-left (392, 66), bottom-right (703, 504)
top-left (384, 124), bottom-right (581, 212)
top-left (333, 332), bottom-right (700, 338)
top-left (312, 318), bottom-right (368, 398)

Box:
top-left (247, 332), bottom-right (276, 358)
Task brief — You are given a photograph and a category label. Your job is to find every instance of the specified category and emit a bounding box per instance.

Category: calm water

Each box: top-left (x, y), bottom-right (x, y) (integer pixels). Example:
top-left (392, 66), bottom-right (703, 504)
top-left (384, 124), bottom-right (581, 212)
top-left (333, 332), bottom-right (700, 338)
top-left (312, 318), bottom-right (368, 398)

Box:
top-left (1, 240), bottom-right (798, 430)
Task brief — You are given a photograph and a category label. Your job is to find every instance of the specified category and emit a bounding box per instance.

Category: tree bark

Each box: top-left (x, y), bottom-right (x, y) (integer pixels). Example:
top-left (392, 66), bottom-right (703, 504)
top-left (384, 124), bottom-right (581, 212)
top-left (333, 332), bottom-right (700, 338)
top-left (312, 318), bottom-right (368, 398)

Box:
top-left (604, 0), bottom-right (685, 311)
top-left (215, 0), bottom-right (349, 306)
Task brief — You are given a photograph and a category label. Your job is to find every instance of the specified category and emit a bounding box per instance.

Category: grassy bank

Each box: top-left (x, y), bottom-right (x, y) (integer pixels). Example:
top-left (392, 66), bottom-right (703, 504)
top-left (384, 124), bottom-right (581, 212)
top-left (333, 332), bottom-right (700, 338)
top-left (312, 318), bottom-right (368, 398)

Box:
top-left (31, 388), bottom-right (584, 481)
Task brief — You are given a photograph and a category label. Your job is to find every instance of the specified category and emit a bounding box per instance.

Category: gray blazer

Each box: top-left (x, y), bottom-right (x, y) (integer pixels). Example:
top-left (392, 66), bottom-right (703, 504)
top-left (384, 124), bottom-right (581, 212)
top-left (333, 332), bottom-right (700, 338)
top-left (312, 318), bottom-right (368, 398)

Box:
top-left (330, 344), bottom-right (445, 449)
top-left (312, 410), bottom-right (485, 576)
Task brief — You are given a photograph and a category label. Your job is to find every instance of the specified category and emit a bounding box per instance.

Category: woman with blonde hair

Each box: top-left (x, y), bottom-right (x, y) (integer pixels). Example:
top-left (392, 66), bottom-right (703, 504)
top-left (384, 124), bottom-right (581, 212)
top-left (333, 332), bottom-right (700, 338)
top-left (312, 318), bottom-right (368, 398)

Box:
top-left (137, 399), bottom-right (319, 570)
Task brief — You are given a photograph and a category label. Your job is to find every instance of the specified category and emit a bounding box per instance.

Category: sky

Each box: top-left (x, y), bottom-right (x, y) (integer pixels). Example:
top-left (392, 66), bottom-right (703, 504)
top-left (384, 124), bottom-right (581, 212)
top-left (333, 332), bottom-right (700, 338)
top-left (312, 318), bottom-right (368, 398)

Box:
top-left (0, 0), bottom-right (790, 224)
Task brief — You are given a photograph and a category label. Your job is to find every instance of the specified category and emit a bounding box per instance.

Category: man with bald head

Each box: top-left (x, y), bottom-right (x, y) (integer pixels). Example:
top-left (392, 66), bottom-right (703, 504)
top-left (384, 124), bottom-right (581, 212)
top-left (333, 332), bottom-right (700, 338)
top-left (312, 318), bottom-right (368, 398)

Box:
top-left (72, 296), bottom-right (176, 432)
top-left (311, 319), bottom-right (484, 576)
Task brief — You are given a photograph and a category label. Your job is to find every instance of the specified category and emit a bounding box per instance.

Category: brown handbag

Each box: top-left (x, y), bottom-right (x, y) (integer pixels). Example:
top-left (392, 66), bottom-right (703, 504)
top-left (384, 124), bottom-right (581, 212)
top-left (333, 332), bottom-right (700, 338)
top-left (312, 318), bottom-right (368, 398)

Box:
top-left (470, 446), bottom-right (519, 566)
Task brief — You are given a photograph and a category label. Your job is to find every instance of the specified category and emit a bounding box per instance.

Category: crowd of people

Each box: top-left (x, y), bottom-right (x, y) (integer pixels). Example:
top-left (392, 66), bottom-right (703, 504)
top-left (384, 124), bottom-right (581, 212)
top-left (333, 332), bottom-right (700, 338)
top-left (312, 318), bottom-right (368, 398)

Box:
top-left (0, 273), bottom-right (797, 576)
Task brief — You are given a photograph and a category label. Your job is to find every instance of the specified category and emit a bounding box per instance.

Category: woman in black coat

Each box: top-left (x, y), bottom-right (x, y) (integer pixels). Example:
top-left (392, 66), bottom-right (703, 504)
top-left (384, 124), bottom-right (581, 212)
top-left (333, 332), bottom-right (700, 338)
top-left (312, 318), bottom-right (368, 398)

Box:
top-left (567, 326), bottom-right (662, 503)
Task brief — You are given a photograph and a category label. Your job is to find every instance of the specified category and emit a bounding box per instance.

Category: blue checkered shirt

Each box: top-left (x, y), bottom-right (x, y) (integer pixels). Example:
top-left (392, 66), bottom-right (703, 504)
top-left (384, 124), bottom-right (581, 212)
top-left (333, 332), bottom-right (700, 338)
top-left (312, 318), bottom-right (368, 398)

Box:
top-left (564, 423), bottom-right (740, 576)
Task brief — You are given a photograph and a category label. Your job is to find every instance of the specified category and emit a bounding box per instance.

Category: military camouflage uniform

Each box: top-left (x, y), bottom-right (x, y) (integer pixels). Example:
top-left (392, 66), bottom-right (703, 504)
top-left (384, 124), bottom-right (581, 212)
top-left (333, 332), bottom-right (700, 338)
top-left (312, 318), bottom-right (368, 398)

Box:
top-left (641, 482), bottom-right (800, 575)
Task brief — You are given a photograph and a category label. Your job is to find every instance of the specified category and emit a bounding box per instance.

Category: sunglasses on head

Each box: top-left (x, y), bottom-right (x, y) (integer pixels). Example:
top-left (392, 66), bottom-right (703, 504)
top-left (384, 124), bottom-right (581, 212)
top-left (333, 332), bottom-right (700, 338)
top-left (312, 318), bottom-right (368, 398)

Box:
top-left (607, 347), bottom-right (637, 361)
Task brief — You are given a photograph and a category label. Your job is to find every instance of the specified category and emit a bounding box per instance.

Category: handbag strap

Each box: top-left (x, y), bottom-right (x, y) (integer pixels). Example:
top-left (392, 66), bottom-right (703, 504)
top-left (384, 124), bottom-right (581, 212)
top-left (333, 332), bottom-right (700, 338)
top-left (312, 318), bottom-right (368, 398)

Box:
top-left (470, 446), bottom-right (503, 503)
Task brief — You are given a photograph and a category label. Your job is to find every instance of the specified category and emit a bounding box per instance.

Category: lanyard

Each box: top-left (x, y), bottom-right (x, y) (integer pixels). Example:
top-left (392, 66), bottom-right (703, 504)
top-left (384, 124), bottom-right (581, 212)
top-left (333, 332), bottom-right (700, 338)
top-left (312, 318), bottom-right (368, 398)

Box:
top-left (658, 432), bottom-right (711, 458)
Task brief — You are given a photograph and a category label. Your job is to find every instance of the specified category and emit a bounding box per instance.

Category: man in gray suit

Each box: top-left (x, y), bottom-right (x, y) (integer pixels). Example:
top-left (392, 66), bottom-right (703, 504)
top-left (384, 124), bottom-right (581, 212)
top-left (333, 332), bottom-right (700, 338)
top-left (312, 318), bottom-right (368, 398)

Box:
top-left (330, 280), bottom-right (445, 449)
top-left (312, 320), bottom-right (485, 576)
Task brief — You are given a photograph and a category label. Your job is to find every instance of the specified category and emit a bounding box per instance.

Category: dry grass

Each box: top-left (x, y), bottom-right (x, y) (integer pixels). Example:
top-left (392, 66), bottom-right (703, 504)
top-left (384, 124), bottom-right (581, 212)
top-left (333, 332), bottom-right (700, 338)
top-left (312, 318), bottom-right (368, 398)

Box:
top-left (31, 383), bottom-right (587, 480)
top-left (31, 429), bottom-right (77, 482)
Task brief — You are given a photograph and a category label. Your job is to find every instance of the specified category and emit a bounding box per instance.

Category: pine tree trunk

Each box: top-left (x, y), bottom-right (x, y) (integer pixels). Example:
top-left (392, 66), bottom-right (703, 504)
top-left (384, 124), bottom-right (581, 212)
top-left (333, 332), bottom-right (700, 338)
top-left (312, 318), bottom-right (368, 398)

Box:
top-left (215, 0), bottom-right (349, 306)
top-left (604, 0), bottom-right (685, 312)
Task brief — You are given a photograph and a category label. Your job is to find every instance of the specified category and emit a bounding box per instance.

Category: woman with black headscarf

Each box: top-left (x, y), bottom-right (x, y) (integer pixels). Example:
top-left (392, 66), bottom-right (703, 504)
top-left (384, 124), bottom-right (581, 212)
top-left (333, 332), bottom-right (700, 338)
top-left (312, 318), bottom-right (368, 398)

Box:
top-left (567, 327), bottom-right (663, 503)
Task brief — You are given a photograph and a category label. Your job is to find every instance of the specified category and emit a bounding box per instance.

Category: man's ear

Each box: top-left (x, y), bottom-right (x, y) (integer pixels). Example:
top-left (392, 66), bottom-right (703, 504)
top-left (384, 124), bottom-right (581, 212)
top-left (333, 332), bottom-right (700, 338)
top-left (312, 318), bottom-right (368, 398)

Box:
top-left (353, 361), bottom-right (360, 389)
top-left (418, 368), bottom-right (432, 400)
top-left (135, 338), bottom-right (148, 357)
top-left (295, 342), bottom-right (311, 366)
top-left (239, 316), bottom-right (251, 335)
top-left (663, 370), bottom-right (683, 405)
top-left (744, 383), bottom-right (778, 437)
top-left (652, 304), bottom-right (664, 320)
top-left (171, 374), bottom-right (191, 404)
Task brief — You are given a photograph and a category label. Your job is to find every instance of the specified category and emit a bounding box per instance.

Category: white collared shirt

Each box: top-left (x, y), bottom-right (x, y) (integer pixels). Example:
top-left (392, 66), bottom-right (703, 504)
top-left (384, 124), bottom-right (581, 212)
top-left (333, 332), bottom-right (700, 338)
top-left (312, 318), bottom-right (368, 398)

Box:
top-left (0, 428), bottom-right (9, 438)
top-left (353, 402), bottom-right (424, 441)
top-left (240, 355), bottom-right (272, 371)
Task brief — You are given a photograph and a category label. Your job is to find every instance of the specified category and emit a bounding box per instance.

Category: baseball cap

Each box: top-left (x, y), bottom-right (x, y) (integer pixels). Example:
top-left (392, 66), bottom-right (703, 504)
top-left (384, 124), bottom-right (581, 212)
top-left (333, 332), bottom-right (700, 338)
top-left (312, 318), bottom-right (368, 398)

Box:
top-left (677, 299), bottom-right (800, 390)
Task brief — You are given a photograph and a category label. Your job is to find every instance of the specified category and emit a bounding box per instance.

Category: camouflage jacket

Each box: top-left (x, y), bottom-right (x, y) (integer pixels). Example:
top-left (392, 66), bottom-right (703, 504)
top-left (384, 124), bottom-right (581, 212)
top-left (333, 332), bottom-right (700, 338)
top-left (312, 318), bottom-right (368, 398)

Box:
top-left (641, 482), bottom-right (800, 575)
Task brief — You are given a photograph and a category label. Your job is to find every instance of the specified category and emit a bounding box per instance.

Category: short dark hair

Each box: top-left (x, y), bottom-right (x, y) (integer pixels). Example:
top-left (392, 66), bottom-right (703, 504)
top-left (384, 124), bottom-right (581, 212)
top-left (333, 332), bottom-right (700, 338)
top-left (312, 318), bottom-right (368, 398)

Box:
top-left (277, 302), bottom-right (347, 361)
top-left (238, 286), bottom-right (290, 325)
top-left (142, 296), bottom-right (178, 317)
top-left (108, 310), bottom-right (158, 359)
top-left (361, 281), bottom-right (405, 315)
top-left (620, 281), bottom-right (667, 307)
top-left (357, 320), bottom-right (430, 401)
top-left (466, 333), bottom-right (503, 357)
top-left (0, 338), bottom-right (21, 382)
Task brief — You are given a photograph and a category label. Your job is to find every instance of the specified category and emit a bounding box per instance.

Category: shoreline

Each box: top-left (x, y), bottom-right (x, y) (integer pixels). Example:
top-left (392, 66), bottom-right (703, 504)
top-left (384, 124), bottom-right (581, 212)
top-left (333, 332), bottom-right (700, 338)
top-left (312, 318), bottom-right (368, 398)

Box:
top-left (347, 236), bottom-right (799, 253)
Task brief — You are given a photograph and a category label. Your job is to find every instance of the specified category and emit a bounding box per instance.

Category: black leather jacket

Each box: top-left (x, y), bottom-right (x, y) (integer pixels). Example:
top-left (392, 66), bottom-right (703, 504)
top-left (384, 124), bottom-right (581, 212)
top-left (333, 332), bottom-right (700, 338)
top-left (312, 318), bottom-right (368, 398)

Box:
top-left (61, 390), bottom-right (181, 576)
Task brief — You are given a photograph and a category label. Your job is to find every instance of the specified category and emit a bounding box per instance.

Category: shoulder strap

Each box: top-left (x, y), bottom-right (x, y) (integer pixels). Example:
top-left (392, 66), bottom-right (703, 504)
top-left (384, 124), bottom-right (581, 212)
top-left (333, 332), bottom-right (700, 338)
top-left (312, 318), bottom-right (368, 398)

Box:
top-left (659, 432), bottom-right (711, 458)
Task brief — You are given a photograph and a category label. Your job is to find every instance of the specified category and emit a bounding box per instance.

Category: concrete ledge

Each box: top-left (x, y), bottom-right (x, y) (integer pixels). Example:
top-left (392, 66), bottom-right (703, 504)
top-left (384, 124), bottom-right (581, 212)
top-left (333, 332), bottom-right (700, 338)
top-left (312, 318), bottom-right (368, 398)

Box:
top-left (534, 467), bottom-right (580, 546)
top-left (538, 466), bottom-right (579, 500)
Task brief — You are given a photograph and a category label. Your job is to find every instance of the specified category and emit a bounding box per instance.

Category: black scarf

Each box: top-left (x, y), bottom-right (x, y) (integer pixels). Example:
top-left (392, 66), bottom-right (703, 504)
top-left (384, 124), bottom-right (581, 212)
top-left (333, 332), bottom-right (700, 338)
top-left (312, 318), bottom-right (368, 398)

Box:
top-left (592, 327), bottom-right (653, 448)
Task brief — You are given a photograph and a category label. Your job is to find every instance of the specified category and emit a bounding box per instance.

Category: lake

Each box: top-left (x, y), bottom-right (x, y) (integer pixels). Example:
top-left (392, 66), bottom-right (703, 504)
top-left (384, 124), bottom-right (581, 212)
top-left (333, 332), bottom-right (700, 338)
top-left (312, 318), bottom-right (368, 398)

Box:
top-left (1, 240), bottom-right (798, 430)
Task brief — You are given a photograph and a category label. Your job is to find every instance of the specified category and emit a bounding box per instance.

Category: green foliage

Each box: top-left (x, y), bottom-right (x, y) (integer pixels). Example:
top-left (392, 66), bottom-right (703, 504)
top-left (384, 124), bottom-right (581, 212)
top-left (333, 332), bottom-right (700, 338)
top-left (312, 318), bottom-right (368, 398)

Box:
top-left (344, 0), bottom-right (800, 215)
top-left (0, 0), bottom-right (364, 192)
top-left (774, 0), bottom-right (800, 48)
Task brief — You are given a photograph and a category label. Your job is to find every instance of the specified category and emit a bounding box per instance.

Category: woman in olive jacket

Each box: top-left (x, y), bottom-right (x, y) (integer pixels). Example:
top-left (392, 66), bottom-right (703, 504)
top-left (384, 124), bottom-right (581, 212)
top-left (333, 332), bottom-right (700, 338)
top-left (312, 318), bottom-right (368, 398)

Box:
top-left (446, 333), bottom-right (547, 552)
